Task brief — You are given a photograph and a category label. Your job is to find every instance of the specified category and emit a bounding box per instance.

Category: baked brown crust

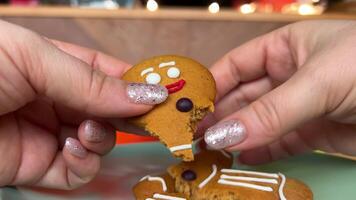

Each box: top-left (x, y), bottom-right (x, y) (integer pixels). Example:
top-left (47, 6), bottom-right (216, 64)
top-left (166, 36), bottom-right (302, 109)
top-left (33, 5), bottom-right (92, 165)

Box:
top-left (133, 174), bottom-right (187, 200)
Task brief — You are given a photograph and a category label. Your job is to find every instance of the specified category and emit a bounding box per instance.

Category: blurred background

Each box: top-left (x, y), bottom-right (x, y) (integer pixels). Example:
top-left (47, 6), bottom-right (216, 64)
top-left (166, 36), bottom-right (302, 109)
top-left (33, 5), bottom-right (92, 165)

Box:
top-left (0, 0), bottom-right (354, 66)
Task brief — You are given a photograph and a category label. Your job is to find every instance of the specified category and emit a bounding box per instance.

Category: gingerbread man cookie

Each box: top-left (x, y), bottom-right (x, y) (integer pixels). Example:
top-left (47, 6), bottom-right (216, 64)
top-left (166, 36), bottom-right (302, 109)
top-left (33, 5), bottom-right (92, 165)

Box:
top-left (123, 55), bottom-right (216, 161)
top-left (134, 150), bottom-right (313, 200)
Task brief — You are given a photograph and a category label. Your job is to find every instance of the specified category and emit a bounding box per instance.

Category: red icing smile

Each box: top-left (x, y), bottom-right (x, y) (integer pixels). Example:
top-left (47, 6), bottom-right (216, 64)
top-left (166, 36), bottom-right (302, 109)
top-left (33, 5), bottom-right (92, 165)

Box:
top-left (165, 79), bottom-right (186, 94)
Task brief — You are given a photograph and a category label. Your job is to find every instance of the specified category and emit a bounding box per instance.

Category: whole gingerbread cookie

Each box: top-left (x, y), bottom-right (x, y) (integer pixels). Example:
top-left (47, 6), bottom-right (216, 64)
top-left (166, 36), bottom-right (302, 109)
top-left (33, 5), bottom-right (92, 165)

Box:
top-left (123, 55), bottom-right (216, 161)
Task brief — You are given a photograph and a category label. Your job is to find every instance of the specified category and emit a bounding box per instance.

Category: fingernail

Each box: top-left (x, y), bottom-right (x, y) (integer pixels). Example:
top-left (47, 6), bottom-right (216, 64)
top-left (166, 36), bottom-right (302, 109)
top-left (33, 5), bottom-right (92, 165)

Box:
top-left (65, 137), bottom-right (88, 158)
top-left (204, 120), bottom-right (246, 149)
top-left (83, 120), bottom-right (108, 142)
top-left (127, 83), bottom-right (168, 105)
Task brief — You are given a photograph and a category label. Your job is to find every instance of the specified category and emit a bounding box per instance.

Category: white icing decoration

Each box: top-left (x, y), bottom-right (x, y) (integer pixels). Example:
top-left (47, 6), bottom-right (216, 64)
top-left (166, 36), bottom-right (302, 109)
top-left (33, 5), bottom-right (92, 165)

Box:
top-left (221, 169), bottom-right (279, 178)
top-left (146, 73), bottom-right (161, 84)
top-left (153, 193), bottom-right (186, 200)
top-left (139, 175), bottom-right (167, 192)
top-left (140, 175), bottom-right (149, 181)
top-left (159, 61), bottom-right (176, 68)
top-left (198, 164), bottom-right (217, 188)
top-left (220, 174), bottom-right (278, 184)
top-left (149, 177), bottom-right (167, 192)
top-left (278, 173), bottom-right (287, 200)
top-left (145, 198), bottom-right (156, 200)
top-left (169, 144), bottom-right (192, 152)
top-left (141, 67), bottom-right (154, 76)
top-left (167, 67), bottom-right (180, 78)
top-left (218, 179), bottom-right (273, 192)
top-left (220, 150), bottom-right (231, 158)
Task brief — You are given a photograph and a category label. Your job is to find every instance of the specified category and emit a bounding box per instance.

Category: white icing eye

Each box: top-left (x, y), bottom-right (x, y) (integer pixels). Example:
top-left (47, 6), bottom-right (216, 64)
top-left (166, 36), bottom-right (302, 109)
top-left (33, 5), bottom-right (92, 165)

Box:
top-left (145, 73), bottom-right (161, 84)
top-left (167, 67), bottom-right (180, 78)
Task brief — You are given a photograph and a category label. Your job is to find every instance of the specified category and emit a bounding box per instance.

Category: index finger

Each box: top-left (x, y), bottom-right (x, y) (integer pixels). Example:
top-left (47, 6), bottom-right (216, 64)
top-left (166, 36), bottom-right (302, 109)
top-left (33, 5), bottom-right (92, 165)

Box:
top-left (49, 39), bottom-right (131, 77)
top-left (211, 26), bottom-right (294, 100)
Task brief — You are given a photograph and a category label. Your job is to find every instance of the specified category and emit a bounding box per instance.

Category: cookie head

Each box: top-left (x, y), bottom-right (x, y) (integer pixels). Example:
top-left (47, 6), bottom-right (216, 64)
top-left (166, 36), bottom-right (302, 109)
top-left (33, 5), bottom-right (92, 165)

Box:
top-left (123, 55), bottom-right (215, 99)
top-left (123, 55), bottom-right (216, 161)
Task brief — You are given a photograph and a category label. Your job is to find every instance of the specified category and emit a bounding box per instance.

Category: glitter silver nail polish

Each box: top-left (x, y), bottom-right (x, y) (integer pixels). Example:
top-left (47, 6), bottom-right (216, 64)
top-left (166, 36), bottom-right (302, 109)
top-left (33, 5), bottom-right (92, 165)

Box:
top-left (65, 137), bottom-right (88, 158)
top-left (127, 83), bottom-right (168, 105)
top-left (204, 120), bottom-right (246, 149)
top-left (84, 120), bottom-right (107, 142)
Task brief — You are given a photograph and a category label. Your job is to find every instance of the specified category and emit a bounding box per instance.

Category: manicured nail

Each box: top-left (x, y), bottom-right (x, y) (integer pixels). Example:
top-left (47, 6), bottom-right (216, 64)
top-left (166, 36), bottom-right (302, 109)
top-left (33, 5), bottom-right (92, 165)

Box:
top-left (204, 120), bottom-right (246, 149)
top-left (65, 137), bottom-right (88, 158)
top-left (127, 83), bottom-right (168, 105)
top-left (83, 120), bottom-right (108, 142)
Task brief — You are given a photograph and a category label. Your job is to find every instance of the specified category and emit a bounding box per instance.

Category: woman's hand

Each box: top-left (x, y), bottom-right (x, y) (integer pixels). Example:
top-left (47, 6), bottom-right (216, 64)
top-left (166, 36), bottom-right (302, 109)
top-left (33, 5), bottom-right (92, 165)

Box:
top-left (203, 20), bottom-right (356, 165)
top-left (0, 20), bottom-right (167, 189)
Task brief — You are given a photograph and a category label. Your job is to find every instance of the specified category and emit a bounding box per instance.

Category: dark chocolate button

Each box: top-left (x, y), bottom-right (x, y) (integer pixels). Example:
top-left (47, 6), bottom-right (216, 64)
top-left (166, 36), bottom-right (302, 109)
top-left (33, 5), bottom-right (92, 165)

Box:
top-left (181, 169), bottom-right (197, 181)
top-left (176, 98), bottom-right (193, 112)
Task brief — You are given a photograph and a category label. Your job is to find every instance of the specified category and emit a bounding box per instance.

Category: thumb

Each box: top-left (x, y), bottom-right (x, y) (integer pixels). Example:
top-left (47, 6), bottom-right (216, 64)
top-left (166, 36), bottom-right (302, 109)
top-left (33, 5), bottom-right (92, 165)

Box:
top-left (3, 23), bottom-right (168, 117)
top-left (204, 69), bottom-right (327, 150)
top-left (35, 42), bottom-right (168, 117)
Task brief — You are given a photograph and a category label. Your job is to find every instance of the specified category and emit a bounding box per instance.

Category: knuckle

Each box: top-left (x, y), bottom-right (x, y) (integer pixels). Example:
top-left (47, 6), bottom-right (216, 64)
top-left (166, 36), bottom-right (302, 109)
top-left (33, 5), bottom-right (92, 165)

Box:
top-left (11, 30), bottom-right (50, 95)
top-left (85, 69), bottom-right (108, 110)
top-left (250, 98), bottom-right (283, 138)
top-left (305, 64), bottom-right (340, 114)
top-left (0, 23), bottom-right (46, 95)
top-left (226, 54), bottom-right (242, 86)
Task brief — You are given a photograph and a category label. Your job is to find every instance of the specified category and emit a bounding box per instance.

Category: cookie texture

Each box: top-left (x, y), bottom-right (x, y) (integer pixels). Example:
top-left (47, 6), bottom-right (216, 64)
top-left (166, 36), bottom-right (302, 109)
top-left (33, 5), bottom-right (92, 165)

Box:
top-left (134, 174), bottom-right (187, 200)
top-left (134, 150), bottom-right (313, 200)
top-left (122, 55), bottom-right (216, 161)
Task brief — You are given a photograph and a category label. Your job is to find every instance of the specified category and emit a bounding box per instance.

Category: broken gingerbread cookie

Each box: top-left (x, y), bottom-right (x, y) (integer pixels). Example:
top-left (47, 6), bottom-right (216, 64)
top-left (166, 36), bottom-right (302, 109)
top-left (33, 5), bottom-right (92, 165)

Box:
top-left (123, 55), bottom-right (216, 161)
top-left (134, 150), bottom-right (232, 200)
top-left (134, 150), bottom-right (313, 200)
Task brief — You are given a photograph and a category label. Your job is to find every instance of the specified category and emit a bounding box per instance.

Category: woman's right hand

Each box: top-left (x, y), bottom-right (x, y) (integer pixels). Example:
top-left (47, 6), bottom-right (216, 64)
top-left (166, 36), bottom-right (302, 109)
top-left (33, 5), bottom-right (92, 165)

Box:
top-left (202, 20), bottom-right (356, 165)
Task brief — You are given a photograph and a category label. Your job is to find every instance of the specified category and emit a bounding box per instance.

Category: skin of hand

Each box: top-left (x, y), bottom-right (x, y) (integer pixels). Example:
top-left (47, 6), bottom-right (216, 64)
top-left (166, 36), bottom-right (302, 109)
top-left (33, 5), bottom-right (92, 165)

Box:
top-left (0, 20), bottom-right (168, 189)
top-left (202, 20), bottom-right (356, 165)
